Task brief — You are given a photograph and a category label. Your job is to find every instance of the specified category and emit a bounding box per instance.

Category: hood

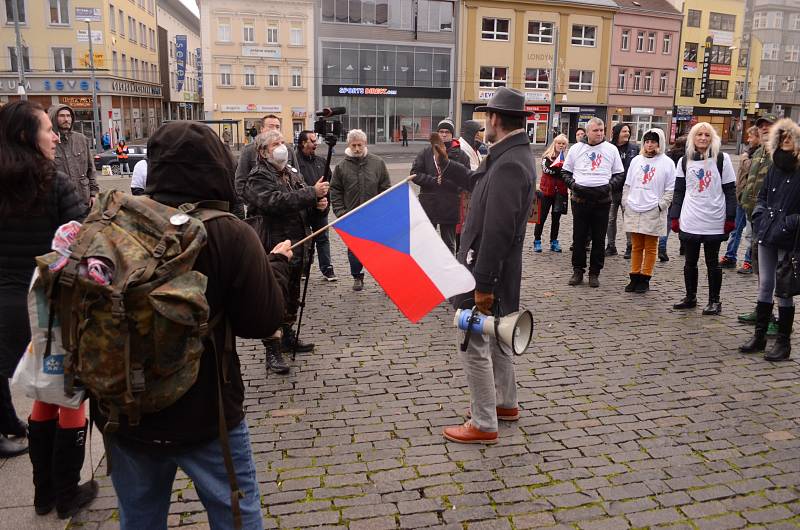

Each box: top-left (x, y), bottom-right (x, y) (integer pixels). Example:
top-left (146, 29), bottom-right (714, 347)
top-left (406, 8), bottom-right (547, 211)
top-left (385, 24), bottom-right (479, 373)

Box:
top-left (611, 123), bottom-right (630, 146)
top-left (767, 118), bottom-right (800, 159)
top-left (48, 104), bottom-right (74, 133)
top-left (145, 121), bottom-right (236, 206)
top-left (641, 128), bottom-right (666, 156)
top-left (460, 120), bottom-right (482, 147)
top-left (345, 146), bottom-right (368, 159)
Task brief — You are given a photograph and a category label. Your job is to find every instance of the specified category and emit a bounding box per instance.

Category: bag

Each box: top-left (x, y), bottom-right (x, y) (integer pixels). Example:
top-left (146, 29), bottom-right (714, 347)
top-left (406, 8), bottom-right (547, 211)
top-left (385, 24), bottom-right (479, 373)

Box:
top-left (775, 227), bottom-right (800, 298)
top-left (35, 190), bottom-right (235, 430)
top-left (528, 197), bottom-right (541, 224)
top-left (553, 192), bottom-right (569, 215)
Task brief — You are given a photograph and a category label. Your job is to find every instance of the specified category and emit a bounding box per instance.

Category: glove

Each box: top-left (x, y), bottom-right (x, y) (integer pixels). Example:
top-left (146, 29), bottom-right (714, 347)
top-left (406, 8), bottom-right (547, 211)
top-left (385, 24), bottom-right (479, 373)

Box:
top-left (562, 174), bottom-right (576, 190)
top-left (671, 218), bottom-right (680, 233)
top-left (724, 219), bottom-right (736, 234)
top-left (474, 290), bottom-right (494, 316)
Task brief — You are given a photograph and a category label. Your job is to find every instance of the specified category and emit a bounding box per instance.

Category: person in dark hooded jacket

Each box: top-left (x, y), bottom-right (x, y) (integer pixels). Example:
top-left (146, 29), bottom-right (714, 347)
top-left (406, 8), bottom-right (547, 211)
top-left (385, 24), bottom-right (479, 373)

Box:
top-left (48, 104), bottom-right (98, 211)
top-left (606, 123), bottom-right (639, 257)
top-left (98, 121), bottom-right (291, 530)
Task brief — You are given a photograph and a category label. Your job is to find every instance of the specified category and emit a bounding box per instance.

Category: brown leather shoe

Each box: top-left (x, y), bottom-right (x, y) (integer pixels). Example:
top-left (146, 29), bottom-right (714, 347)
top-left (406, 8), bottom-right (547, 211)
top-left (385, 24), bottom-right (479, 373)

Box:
top-left (465, 407), bottom-right (520, 421)
top-left (443, 421), bottom-right (498, 444)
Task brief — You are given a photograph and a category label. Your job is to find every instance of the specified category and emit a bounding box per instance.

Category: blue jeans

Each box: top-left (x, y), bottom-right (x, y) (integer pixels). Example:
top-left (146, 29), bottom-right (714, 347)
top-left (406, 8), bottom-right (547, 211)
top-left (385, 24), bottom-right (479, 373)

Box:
top-left (109, 421), bottom-right (263, 530)
top-left (724, 205), bottom-right (748, 262)
top-left (310, 213), bottom-right (333, 274)
top-left (659, 215), bottom-right (670, 251)
top-left (348, 250), bottom-right (364, 278)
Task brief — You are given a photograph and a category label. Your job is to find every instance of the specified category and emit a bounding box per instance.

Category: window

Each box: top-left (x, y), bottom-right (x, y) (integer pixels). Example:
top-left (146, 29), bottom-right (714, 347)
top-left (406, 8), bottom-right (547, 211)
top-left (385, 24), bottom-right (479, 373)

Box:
top-left (528, 21), bottom-right (553, 43)
top-left (8, 45), bottom-right (29, 71)
top-left (121, 52), bottom-right (126, 76)
top-left (621, 29), bottom-right (629, 51)
top-left (643, 71), bottom-right (652, 92)
top-left (169, 41), bottom-right (174, 58)
top-left (524, 68), bottom-right (549, 90)
top-left (770, 11), bottom-right (783, 28)
top-left (268, 66), bottom-right (279, 87)
top-left (663, 33), bottom-right (672, 54)
top-left (753, 11), bottom-right (766, 29)
top-left (479, 66), bottom-right (507, 87)
top-left (680, 77), bottom-right (695, 97)
top-left (684, 42), bottom-right (698, 62)
top-left (128, 17), bottom-right (136, 42)
top-left (636, 31), bottom-right (645, 52)
top-left (618, 69), bottom-right (626, 91)
top-left (572, 25), bottom-right (596, 46)
top-left (267, 21), bottom-right (278, 43)
top-left (290, 23), bottom-right (303, 45)
top-left (217, 18), bottom-right (230, 42)
top-left (633, 70), bottom-right (641, 91)
top-left (130, 57), bottom-right (135, 79)
top-left (763, 43), bottom-right (780, 61)
top-left (706, 79), bottom-right (729, 99)
top-left (568, 69), bottom-right (593, 91)
top-left (659, 72), bottom-right (668, 93)
top-left (647, 32), bottom-right (656, 53)
top-left (785, 45), bottom-right (799, 62)
top-left (790, 13), bottom-right (800, 30)
top-left (52, 47), bottom-right (71, 72)
top-left (687, 9), bottom-right (701, 27)
top-left (243, 20), bottom-right (254, 43)
top-left (482, 18), bottom-right (509, 40)
top-left (709, 12), bottom-right (735, 31)
top-left (118, 9), bottom-right (124, 36)
top-left (735, 81), bottom-right (744, 100)
top-left (140, 23), bottom-right (146, 47)
top-left (243, 65), bottom-right (255, 87)
top-left (759, 75), bottom-right (776, 91)
top-left (109, 4), bottom-right (115, 31)
top-left (4, 0), bottom-right (25, 24)
top-left (48, 0), bottom-right (68, 24)
top-left (782, 77), bottom-right (796, 93)
top-left (710, 45), bottom-right (732, 65)
top-left (219, 64), bottom-right (231, 86)
top-left (112, 50), bottom-right (118, 74)
top-left (291, 66), bottom-right (302, 87)
top-left (150, 29), bottom-right (155, 49)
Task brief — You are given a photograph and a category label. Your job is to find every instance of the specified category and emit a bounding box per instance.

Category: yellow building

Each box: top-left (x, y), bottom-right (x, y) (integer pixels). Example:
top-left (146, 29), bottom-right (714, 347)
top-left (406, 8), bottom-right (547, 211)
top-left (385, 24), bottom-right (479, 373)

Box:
top-left (458, 0), bottom-right (618, 143)
top-left (671, 0), bottom-right (759, 142)
top-left (1, 0), bottom-right (162, 145)
top-left (199, 0), bottom-right (314, 145)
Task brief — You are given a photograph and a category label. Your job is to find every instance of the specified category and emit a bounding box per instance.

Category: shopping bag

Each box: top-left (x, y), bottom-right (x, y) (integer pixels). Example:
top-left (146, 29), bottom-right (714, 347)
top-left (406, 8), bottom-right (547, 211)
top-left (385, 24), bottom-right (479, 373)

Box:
top-left (528, 196), bottom-right (541, 224)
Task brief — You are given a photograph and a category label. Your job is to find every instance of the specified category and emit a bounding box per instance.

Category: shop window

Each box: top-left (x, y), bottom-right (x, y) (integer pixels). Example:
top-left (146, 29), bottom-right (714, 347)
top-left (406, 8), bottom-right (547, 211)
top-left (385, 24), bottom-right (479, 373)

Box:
top-left (620, 29), bottom-right (629, 51)
top-left (568, 70), bottom-right (593, 91)
top-left (8, 45), bottom-right (30, 72)
top-left (481, 18), bottom-right (509, 40)
top-left (4, 0), bottom-right (24, 24)
top-left (433, 51), bottom-right (450, 88)
top-left (709, 12), bottom-right (735, 31)
top-left (219, 64), bottom-right (231, 86)
top-left (479, 66), bottom-right (507, 87)
top-left (414, 47), bottom-right (432, 87)
top-left (618, 69), bottom-right (626, 91)
top-left (680, 77), bottom-right (695, 97)
top-left (687, 9), bottom-right (701, 28)
top-left (524, 68), bottom-right (549, 90)
top-left (528, 21), bottom-right (553, 44)
top-left (360, 46), bottom-right (377, 85)
top-left (572, 25), bottom-right (596, 47)
top-left (396, 48), bottom-right (414, 86)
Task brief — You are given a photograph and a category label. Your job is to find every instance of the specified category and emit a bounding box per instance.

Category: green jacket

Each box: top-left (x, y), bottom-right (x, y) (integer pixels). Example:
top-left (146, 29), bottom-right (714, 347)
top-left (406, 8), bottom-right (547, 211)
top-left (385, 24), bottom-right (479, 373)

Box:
top-left (330, 151), bottom-right (390, 217)
top-left (740, 146), bottom-right (772, 214)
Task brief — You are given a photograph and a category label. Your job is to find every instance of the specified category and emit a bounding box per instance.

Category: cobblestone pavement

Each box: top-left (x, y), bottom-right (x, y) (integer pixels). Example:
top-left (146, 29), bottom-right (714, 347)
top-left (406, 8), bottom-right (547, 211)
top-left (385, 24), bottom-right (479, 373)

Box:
top-left (70, 211), bottom-right (800, 530)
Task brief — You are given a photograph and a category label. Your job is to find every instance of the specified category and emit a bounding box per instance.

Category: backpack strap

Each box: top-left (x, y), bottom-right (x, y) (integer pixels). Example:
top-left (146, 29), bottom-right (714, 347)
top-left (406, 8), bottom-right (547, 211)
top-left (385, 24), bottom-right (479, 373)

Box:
top-left (716, 152), bottom-right (724, 177)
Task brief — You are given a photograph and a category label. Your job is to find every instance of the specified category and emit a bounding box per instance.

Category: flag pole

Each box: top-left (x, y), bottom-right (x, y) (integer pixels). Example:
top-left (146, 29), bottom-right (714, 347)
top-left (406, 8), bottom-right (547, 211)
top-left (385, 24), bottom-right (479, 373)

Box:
top-left (289, 174), bottom-right (416, 251)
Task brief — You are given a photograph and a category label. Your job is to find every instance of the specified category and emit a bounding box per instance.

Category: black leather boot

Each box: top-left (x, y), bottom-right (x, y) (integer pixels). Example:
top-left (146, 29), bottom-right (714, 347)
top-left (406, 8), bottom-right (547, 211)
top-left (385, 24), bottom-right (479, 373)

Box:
top-left (264, 338), bottom-right (290, 374)
top-left (739, 301), bottom-right (772, 353)
top-left (568, 269), bottom-right (584, 286)
top-left (53, 422), bottom-right (98, 519)
top-left (28, 418), bottom-right (57, 515)
top-left (765, 306), bottom-right (794, 362)
top-left (635, 275), bottom-right (651, 294)
top-left (673, 266), bottom-right (698, 309)
top-left (625, 273), bottom-right (640, 293)
top-left (702, 268), bottom-right (723, 315)
top-left (282, 325), bottom-right (314, 353)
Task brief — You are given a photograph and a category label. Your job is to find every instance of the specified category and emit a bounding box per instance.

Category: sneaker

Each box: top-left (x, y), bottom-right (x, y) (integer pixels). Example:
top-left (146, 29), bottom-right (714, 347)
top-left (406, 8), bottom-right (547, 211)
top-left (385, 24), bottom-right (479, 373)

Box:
top-left (767, 320), bottom-right (779, 336)
top-left (720, 256), bottom-right (736, 269)
top-left (737, 262), bottom-right (753, 274)
top-left (442, 421), bottom-right (498, 444)
top-left (738, 311), bottom-right (757, 324)
top-left (550, 240), bottom-right (562, 253)
top-left (322, 269), bottom-right (338, 282)
top-left (352, 277), bottom-right (364, 291)
top-left (533, 240), bottom-right (542, 253)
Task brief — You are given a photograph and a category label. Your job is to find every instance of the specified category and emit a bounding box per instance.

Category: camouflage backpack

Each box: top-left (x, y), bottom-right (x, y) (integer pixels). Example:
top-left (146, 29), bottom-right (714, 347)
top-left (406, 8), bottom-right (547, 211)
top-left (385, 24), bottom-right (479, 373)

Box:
top-left (36, 189), bottom-right (235, 431)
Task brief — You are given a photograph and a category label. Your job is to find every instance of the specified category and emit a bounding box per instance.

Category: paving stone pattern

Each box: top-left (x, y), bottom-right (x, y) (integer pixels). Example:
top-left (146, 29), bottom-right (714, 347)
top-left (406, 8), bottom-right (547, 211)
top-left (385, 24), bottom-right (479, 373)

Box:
top-left (71, 212), bottom-right (800, 529)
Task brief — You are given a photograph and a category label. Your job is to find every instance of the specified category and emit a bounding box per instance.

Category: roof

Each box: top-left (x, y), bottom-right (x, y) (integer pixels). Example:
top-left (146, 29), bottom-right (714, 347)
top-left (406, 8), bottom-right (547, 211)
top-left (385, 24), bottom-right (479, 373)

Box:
top-left (614, 0), bottom-right (682, 16)
top-left (157, 0), bottom-right (200, 34)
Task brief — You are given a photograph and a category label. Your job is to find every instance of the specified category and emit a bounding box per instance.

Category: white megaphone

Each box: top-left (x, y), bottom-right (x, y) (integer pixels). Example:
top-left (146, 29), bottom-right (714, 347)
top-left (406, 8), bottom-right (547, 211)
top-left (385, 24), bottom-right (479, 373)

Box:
top-left (454, 307), bottom-right (534, 355)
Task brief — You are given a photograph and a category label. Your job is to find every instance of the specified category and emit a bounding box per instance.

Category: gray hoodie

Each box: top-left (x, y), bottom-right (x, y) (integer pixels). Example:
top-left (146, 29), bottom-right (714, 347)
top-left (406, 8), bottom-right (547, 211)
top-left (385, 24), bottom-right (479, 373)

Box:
top-left (48, 103), bottom-right (98, 209)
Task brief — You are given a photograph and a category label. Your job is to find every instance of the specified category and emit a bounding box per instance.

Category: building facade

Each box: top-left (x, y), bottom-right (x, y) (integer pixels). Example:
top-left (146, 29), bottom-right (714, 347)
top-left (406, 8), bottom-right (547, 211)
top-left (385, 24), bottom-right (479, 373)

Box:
top-left (200, 0), bottom-right (314, 145)
top-left (316, 0), bottom-right (457, 145)
top-left (1, 0), bottom-right (163, 145)
top-left (157, 0), bottom-right (202, 121)
top-left (671, 0), bottom-right (758, 142)
top-left (458, 0), bottom-right (617, 144)
top-left (608, 0), bottom-right (682, 142)
top-left (751, 0), bottom-right (800, 121)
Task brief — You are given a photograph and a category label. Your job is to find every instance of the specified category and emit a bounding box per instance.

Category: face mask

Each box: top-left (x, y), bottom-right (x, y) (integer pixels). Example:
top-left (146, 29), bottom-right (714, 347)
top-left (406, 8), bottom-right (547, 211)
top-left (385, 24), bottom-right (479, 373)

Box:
top-left (271, 144), bottom-right (289, 168)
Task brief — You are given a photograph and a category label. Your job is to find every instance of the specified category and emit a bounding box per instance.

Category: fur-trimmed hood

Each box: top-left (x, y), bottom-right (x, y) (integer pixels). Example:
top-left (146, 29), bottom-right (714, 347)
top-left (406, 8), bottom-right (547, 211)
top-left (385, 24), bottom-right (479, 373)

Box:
top-left (767, 118), bottom-right (800, 157)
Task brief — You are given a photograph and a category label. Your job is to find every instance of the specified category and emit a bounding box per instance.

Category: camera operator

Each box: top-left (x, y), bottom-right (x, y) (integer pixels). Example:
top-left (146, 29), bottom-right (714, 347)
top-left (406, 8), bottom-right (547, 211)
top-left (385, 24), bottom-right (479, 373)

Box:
top-left (296, 130), bottom-right (336, 282)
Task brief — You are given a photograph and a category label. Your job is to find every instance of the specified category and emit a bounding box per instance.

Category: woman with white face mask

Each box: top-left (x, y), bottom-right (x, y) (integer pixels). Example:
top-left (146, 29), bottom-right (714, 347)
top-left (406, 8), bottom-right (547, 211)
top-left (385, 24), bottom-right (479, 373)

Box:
top-left (242, 130), bottom-right (330, 375)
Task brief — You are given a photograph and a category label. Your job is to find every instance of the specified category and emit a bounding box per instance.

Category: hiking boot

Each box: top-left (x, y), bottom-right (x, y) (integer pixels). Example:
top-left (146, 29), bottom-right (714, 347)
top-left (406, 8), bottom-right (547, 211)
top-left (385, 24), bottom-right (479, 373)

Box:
top-left (719, 256), bottom-right (736, 269)
top-left (625, 273), bottom-right (640, 293)
top-left (264, 338), bottom-right (290, 375)
top-left (28, 418), bottom-right (56, 515)
top-left (53, 422), bottom-right (98, 519)
top-left (739, 301), bottom-right (771, 353)
top-left (658, 248), bottom-right (669, 262)
top-left (352, 277), bottom-right (364, 291)
top-left (588, 273), bottom-right (600, 288)
top-left (765, 306), bottom-right (793, 362)
top-left (322, 269), bottom-right (338, 282)
top-left (282, 326), bottom-right (314, 353)
top-left (623, 244), bottom-right (632, 260)
top-left (550, 240), bottom-right (562, 253)
top-left (533, 240), bottom-right (543, 253)
top-left (605, 245), bottom-right (618, 256)
top-left (737, 262), bottom-right (753, 274)
top-left (701, 268), bottom-right (722, 315)
top-left (635, 275), bottom-right (651, 294)
top-left (568, 270), bottom-right (584, 286)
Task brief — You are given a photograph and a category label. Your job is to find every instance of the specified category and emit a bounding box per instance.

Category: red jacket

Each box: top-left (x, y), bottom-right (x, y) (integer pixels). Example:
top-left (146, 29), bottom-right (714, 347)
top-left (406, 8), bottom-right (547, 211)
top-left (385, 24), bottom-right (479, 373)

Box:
top-left (540, 155), bottom-right (568, 197)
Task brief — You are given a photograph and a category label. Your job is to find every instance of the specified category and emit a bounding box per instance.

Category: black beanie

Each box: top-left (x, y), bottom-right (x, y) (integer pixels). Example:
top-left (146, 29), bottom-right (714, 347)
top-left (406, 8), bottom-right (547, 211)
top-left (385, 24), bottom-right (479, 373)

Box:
top-left (643, 131), bottom-right (660, 143)
top-left (437, 118), bottom-right (455, 136)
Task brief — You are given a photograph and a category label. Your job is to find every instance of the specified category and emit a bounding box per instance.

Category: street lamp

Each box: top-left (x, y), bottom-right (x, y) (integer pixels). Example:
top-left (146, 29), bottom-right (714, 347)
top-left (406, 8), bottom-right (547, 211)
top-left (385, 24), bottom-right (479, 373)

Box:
top-left (546, 25), bottom-right (560, 145)
top-left (11, 0), bottom-right (26, 100)
top-left (730, 41), bottom-right (754, 155)
top-left (85, 19), bottom-right (103, 153)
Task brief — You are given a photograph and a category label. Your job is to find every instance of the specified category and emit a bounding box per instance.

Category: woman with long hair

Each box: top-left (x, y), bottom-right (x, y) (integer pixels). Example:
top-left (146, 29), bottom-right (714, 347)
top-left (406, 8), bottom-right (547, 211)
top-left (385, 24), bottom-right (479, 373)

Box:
top-left (670, 122), bottom-right (737, 315)
top-left (739, 119), bottom-right (800, 361)
top-left (534, 134), bottom-right (569, 253)
top-left (0, 100), bottom-right (95, 517)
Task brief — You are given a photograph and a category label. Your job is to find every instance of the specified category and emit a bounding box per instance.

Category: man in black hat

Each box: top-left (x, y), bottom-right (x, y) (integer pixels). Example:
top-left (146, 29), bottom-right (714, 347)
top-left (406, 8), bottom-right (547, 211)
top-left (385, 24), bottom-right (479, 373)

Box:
top-left (436, 87), bottom-right (536, 444)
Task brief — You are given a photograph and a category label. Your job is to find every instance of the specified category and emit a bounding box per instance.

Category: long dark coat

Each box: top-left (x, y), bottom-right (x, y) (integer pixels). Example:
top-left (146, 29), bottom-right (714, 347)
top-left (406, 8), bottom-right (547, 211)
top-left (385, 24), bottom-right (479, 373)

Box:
top-left (412, 143), bottom-right (470, 225)
top-left (442, 131), bottom-right (536, 316)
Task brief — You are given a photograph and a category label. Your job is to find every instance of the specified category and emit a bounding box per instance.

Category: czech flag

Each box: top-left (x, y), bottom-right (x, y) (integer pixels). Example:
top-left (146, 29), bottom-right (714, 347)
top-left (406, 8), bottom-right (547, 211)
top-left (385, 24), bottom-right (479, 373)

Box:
top-left (333, 182), bottom-right (476, 322)
top-left (551, 150), bottom-right (565, 169)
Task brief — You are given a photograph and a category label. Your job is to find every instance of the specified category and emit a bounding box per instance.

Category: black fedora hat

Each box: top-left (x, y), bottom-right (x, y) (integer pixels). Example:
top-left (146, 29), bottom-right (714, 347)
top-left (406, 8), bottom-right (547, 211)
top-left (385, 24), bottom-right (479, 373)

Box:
top-left (475, 87), bottom-right (533, 117)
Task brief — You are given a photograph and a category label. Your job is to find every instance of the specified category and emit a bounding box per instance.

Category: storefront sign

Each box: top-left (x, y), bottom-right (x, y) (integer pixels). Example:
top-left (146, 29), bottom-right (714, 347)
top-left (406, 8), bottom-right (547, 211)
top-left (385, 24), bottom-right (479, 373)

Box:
top-left (77, 29), bottom-right (103, 44)
top-left (43, 78), bottom-right (99, 92)
top-left (148, 108), bottom-right (155, 118)
top-left (682, 61), bottom-right (697, 73)
top-left (526, 53), bottom-right (554, 61)
top-left (195, 48), bottom-right (203, 95)
top-left (175, 35), bottom-right (187, 92)
top-left (561, 106), bottom-right (580, 113)
top-left (696, 108), bottom-right (735, 116)
top-left (110, 80), bottom-right (162, 96)
top-left (182, 91), bottom-right (199, 102)
top-left (699, 37), bottom-right (713, 104)
top-left (524, 91), bottom-right (550, 103)
top-left (525, 105), bottom-right (550, 113)
top-left (132, 109), bottom-right (140, 119)
top-left (241, 46), bottom-right (281, 59)
top-left (59, 95), bottom-right (93, 109)
top-left (322, 85), bottom-right (450, 99)
top-left (111, 108), bottom-right (121, 120)
top-left (631, 107), bottom-right (654, 115)
top-left (709, 30), bottom-right (734, 47)
top-left (220, 104), bottom-right (282, 113)
top-left (291, 107), bottom-right (307, 118)
top-left (478, 89), bottom-right (496, 100)
top-left (676, 105), bottom-right (694, 115)
top-left (75, 7), bottom-right (101, 21)
top-left (78, 52), bottom-right (104, 68)
top-left (710, 64), bottom-right (731, 76)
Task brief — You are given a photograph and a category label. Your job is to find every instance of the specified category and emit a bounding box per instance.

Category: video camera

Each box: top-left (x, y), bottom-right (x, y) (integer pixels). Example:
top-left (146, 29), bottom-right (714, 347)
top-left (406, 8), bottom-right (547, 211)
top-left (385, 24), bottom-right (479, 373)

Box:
top-left (314, 107), bottom-right (345, 148)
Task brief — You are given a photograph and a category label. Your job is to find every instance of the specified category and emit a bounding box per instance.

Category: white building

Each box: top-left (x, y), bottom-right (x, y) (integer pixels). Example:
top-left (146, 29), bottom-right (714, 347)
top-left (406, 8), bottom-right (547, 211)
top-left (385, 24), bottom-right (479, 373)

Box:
top-left (158, 0), bottom-right (203, 120)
